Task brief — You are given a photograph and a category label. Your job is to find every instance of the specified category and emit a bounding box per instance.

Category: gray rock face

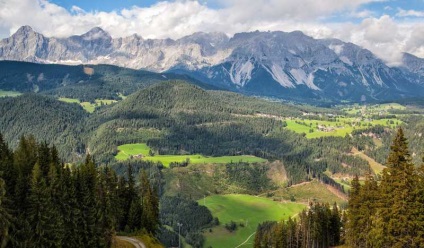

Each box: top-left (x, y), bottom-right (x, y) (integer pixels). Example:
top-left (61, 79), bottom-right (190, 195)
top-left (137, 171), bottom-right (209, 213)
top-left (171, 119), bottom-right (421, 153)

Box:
top-left (1, 26), bottom-right (423, 102)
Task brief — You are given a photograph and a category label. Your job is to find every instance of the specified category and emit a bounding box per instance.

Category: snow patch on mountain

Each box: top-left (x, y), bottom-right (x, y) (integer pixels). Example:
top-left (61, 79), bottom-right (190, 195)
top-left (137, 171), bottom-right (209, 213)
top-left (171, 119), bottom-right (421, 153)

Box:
top-left (329, 44), bottom-right (344, 55)
top-left (229, 60), bottom-right (254, 86)
top-left (266, 64), bottom-right (295, 88)
top-left (340, 56), bottom-right (353, 66)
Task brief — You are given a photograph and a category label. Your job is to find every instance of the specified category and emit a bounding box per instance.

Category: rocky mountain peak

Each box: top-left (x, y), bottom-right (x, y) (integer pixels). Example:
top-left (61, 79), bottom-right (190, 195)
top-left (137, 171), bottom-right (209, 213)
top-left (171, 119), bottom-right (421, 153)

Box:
top-left (0, 26), bottom-right (423, 102)
top-left (80, 27), bottom-right (111, 40)
top-left (11, 25), bottom-right (39, 38)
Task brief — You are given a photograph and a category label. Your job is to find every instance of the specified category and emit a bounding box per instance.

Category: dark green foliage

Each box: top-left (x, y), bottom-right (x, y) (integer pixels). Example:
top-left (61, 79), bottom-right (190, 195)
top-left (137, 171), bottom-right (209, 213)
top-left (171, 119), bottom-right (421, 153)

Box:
top-left (0, 169), bottom-right (13, 248)
top-left (225, 162), bottom-right (273, 192)
top-left (224, 221), bottom-right (238, 232)
top-left (140, 170), bottom-right (160, 235)
top-left (157, 227), bottom-right (179, 247)
top-left (159, 196), bottom-right (215, 247)
top-left (0, 61), bottom-right (214, 102)
top-left (3, 81), bottom-right (422, 188)
top-left (346, 128), bottom-right (424, 248)
top-left (0, 135), bottom-right (160, 247)
top-left (0, 94), bottom-right (87, 161)
top-left (254, 202), bottom-right (342, 248)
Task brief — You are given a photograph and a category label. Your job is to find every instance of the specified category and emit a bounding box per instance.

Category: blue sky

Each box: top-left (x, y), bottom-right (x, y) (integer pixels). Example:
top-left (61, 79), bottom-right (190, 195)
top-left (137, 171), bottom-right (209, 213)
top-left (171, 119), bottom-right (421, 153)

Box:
top-left (0, 0), bottom-right (422, 64)
top-left (49, 0), bottom-right (160, 12)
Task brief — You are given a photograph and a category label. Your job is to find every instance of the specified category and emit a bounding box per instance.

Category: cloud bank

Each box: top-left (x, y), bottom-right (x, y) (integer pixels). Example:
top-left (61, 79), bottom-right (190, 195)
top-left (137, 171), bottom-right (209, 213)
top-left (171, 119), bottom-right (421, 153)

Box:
top-left (0, 0), bottom-right (423, 65)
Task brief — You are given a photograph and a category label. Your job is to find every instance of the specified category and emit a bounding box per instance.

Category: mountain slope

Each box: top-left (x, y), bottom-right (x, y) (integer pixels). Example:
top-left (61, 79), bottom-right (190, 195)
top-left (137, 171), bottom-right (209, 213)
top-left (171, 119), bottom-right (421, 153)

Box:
top-left (0, 94), bottom-right (87, 160)
top-left (0, 60), bottom-right (218, 101)
top-left (1, 26), bottom-right (423, 102)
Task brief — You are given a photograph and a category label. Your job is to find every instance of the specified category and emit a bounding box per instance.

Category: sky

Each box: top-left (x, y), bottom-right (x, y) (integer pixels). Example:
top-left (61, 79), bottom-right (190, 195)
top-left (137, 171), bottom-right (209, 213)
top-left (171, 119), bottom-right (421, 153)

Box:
top-left (0, 0), bottom-right (423, 65)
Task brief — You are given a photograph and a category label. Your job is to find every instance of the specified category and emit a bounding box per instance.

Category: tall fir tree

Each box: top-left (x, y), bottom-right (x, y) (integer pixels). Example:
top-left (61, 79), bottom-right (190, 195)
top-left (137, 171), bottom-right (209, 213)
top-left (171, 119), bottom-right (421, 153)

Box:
top-left (376, 128), bottom-right (418, 247)
top-left (0, 174), bottom-right (12, 248)
top-left (140, 170), bottom-right (159, 235)
top-left (346, 174), bottom-right (361, 247)
top-left (27, 162), bottom-right (62, 247)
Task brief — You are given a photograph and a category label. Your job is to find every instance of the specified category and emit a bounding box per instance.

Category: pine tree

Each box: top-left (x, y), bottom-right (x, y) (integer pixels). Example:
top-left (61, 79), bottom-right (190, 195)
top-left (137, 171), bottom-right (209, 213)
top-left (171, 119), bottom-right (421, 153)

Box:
top-left (140, 170), bottom-right (159, 235)
top-left (376, 128), bottom-right (418, 247)
top-left (77, 154), bottom-right (100, 247)
top-left (0, 134), bottom-right (15, 200)
top-left (60, 166), bottom-right (82, 248)
top-left (27, 162), bottom-right (62, 247)
top-left (97, 167), bottom-right (116, 247)
top-left (0, 174), bottom-right (12, 248)
top-left (414, 156), bottom-right (424, 245)
top-left (346, 174), bottom-right (361, 247)
top-left (358, 171), bottom-right (378, 247)
top-left (329, 202), bottom-right (341, 246)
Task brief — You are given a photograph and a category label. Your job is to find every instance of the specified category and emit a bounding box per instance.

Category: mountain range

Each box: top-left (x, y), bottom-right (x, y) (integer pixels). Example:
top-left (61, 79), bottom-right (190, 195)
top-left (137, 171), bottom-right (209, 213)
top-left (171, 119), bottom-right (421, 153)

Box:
top-left (1, 26), bottom-right (423, 103)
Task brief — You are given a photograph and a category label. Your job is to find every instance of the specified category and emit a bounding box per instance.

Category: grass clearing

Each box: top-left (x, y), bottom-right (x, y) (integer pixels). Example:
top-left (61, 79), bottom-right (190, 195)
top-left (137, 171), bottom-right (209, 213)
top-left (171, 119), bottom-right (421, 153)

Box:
top-left (270, 180), bottom-right (347, 205)
top-left (342, 103), bottom-right (406, 116)
top-left (198, 194), bottom-right (305, 248)
top-left (59, 97), bottom-right (117, 113)
top-left (285, 116), bottom-right (402, 139)
top-left (0, 90), bottom-right (22, 97)
top-left (115, 143), bottom-right (266, 167)
top-left (351, 147), bottom-right (386, 174)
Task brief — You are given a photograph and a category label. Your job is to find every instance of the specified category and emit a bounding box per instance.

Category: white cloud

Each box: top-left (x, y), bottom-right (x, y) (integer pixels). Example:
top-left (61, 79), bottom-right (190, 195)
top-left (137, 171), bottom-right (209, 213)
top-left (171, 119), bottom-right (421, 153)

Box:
top-left (0, 0), bottom-right (422, 64)
top-left (396, 8), bottom-right (424, 18)
top-left (349, 9), bottom-right (375, 18)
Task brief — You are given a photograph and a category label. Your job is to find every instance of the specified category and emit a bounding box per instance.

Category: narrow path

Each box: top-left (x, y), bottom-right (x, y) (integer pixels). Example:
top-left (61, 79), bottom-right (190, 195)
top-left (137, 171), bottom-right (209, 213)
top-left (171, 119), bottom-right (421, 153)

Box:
top-left (117, 236), bottom-right (146, 248)
top-left (235, 232), bottom-right (256, 248)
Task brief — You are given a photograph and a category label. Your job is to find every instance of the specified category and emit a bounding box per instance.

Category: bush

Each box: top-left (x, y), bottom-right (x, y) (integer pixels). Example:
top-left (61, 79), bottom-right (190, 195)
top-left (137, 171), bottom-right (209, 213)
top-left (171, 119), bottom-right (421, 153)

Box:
top-left (224, 221), bottom-right (238, 232)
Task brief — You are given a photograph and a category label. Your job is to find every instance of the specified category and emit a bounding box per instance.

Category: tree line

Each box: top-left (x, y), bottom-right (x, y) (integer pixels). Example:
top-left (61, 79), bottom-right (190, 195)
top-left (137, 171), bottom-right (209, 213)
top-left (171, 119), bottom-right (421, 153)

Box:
top-left (0, 134), bottom-right (159, 247)
top-left (346, 128), bottom-right (424, 247)
top-left (254, 128), bottom-right (424, 247)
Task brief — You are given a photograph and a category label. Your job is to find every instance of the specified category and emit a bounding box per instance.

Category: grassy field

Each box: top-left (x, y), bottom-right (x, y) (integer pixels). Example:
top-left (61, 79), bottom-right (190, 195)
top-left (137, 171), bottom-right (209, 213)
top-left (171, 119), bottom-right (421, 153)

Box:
top-left (285, 116), bottom-right (402, 139)
top-left (198, 194), bottom-right (305, 248)
top-left (351, 147), bottom-right (386, 174)
top-left (343, 103), bottom-right (406, 115)
top-left (59, 97), bottom-right (117, 113)
top-left (0, 90), bottom-right (22, 97)
top-left (269, 180), bottom-right (347, 205)
top-left (115, 143), bottom-right (267, 167)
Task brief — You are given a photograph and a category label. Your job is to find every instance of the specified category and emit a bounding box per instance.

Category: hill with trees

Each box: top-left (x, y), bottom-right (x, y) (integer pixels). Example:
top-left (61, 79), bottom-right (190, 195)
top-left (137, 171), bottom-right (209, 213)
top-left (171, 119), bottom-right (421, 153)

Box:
top-left (254, 128), bottom-right (424, 248)
top-left (0, 134), bottom-right (159, 247)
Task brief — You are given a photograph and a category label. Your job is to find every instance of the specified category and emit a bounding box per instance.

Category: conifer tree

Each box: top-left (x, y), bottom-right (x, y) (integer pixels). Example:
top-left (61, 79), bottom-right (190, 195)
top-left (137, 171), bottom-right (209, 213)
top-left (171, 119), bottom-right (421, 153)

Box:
top-left (358, 171), bottom-right (378, 247)
top-left (28, 162), bottom-right (62, 247)
top-left (78, 154), bottom-right (99, 247)
top-left (140, 170), bottom-right (159, 235)
top-left (346, 174), bottom-right (361, 247)
top-left (377, 128), bottom-right (417, 247)
top-left (0, 174), bottom-right (12, 248)
top-left (414, 156), bottom-right (424, 245)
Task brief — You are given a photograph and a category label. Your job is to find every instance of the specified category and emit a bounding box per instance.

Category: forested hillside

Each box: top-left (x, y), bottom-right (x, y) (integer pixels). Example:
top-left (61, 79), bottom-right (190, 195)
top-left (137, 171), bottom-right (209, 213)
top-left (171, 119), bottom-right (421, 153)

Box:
top-left (0, 135), bottom-right (160, 247)
top-left (254, 128), bottom-right (424, 248)
top-left (0, 94), bottom-right (87, 160)
top-left (0, 61), bottom-right (214, 101)
top-left (1, 81), bottom-right (423, 187)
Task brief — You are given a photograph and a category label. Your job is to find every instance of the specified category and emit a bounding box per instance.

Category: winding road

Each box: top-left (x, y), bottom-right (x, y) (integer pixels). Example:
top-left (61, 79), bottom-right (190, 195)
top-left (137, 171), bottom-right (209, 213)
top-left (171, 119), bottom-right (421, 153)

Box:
top-left (117, 236), bottom-right (146, 248)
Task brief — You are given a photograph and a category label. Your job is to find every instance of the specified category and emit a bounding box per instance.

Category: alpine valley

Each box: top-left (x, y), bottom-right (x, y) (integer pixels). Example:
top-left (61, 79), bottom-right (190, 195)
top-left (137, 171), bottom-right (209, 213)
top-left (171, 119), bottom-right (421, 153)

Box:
top-left (1, 25), bottom-right (424, 248)
top-left (1, 26), bottom-right (424, 103)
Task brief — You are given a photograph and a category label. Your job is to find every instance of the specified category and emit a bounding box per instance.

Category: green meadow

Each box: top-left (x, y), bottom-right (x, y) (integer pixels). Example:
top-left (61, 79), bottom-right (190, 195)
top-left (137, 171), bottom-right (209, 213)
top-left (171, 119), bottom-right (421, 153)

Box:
top-left (115, 143), bottom-right (267, 167)
top-left (198, 194), bottom-right (305, 248)
top-left (0, 90), bottom-right (21, 97)
top-left (343, 103), bottom-right (406, 116)
top-left (59, 97), bottom-right (117, 113)
top-left (285, 116), bottom-right (402, 139)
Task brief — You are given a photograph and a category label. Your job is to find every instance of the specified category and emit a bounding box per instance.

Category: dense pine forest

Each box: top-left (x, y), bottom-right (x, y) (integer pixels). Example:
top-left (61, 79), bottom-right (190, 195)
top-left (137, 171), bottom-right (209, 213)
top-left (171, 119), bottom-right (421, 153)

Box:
top-left (254, 128), bottom-right (424, 248)
top-left (0, 134), bottom-right (159, 247)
